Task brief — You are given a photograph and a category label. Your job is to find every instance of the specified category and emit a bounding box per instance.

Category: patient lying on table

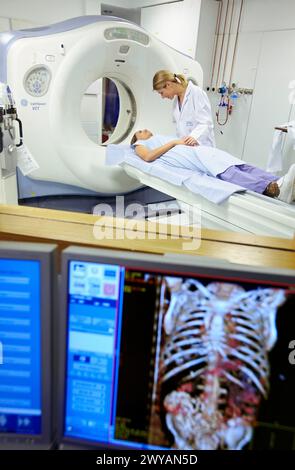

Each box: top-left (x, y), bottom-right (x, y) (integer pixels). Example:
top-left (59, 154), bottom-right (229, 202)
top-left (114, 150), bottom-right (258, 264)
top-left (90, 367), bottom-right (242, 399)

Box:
top-left (131, 129), bottom-right (295, 203)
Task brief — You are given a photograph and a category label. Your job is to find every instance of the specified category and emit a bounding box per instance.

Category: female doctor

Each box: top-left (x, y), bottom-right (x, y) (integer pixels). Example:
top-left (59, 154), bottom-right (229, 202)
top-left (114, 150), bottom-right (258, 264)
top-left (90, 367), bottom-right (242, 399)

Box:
top-left (153, 70), bottom-right (215, 147)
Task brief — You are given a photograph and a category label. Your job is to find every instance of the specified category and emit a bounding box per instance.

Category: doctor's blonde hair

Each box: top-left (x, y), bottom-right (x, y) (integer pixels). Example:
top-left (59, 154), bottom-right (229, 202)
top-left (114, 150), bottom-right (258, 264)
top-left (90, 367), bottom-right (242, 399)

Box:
top-left (153, 70), bottom-right (188, 90)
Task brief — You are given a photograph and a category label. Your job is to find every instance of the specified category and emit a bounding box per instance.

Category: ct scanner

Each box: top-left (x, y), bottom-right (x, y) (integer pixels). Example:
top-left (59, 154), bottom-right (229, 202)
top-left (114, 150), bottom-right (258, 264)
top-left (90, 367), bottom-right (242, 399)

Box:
top-left (1, 16), bottom-right (295, 238)
top-left (1, 16), bottom-right (202, 194)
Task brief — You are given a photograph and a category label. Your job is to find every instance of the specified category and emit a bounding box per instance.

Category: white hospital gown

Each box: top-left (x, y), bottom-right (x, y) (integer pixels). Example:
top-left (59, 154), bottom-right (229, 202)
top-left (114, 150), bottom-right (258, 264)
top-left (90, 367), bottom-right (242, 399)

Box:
top-left (106, 139), bottom-right (246, 204)
top-left (135, 135), bottom-right (245, 177)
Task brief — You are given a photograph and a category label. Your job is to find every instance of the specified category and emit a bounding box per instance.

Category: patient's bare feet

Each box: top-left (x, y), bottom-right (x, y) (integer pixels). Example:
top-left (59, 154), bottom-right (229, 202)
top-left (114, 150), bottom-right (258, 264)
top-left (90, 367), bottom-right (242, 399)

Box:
top-left (263, 181), bottom-right (280, 198)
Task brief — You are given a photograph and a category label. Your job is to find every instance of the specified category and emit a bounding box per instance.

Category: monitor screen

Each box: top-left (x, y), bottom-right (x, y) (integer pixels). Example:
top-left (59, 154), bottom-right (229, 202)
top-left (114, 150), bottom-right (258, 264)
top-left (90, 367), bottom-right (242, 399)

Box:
top-left (59, 247), bottom-right (295, 450)
top-left (0, 242), bottom-right (57, 449)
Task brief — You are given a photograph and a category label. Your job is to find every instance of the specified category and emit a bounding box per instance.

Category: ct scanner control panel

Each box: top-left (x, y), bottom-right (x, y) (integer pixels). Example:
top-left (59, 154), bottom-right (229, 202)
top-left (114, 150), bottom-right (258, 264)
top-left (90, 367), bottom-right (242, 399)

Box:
top-left (104, 27), bottom-right (149, 45)
top-left (23, 65), bottom-right (52, 97)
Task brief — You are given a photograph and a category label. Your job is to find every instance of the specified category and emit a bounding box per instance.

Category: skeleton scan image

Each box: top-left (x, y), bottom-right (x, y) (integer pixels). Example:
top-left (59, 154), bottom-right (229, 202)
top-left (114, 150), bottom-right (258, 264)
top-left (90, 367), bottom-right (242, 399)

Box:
top-left (155, 278), bottom-right (286, 450)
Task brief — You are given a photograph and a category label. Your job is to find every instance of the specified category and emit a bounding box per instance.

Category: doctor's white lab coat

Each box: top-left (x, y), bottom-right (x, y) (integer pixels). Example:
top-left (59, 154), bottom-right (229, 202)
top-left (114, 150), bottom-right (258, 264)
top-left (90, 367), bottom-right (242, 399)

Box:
top-left (173, 81), bottom-right (215, 147)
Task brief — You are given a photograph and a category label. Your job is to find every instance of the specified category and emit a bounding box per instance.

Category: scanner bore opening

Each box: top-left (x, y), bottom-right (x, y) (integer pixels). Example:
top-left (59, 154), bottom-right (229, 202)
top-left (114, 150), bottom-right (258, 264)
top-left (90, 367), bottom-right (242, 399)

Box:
top-left (81, 77), bottom-right (136, 145)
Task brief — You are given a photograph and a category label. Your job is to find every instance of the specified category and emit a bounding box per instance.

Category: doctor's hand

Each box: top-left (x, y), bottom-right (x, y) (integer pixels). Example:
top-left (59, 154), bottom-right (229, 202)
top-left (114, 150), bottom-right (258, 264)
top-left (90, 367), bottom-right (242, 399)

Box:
top-left (183, 136), bottom-right (199, 146)
top-left (173, 137), bottom-right (187, 146)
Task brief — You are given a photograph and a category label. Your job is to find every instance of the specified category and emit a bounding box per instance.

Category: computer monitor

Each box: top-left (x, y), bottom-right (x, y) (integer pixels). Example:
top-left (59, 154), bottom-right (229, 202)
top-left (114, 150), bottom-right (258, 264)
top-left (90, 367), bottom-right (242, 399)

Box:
top-left (0, 241), bottom-right (57, 449)
top-left (58, 246), bottom-right (295, 450)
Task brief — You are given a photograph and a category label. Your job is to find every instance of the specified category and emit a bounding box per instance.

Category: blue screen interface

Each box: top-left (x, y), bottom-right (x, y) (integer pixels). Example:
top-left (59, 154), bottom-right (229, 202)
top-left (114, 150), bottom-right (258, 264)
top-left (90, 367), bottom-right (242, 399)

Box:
top-left (64, 260), bottom-right (294, 450)
top-left (0, 258), bottom-right (41, 435)
top-left (65, 261), bottom-right (123, 443)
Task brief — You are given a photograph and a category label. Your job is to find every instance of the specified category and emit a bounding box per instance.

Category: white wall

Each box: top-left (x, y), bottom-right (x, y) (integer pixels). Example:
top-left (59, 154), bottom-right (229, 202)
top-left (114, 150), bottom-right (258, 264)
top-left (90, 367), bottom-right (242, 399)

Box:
top-left (0, 0), bottom-right (87, 25)
top-left (239, 0), bottom-right (295, 172)
top-left (195, 0), bottom-right (219, 89)
top-left (0, 0), bottom-right (179, 26)
top-left (141, 0), bottom-right (201, 58)
top-left (240, 0), bottom-right (295, 32)
top-left (0, 16), bottom-right (10, 31)
top-left (109, 0), bottom-right (184, 7)
top-left (101, 3), bottom-right (140, 24)
top-left (0, 0), bottom-right (145, 26)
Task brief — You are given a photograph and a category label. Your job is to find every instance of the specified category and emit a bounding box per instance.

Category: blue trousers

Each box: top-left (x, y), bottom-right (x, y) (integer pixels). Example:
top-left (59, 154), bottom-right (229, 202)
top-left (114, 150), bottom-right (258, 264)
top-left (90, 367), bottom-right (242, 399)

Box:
top-left (218, 164), bottom-right (278, 193)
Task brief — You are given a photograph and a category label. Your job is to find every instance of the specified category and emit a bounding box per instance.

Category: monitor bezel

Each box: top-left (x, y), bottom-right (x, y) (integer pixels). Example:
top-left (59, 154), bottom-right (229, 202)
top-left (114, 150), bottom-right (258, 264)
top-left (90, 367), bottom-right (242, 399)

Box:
top-left (58, 246), bottom-right (295, 449)
top-left (0, 241), bottom-right (57, 449)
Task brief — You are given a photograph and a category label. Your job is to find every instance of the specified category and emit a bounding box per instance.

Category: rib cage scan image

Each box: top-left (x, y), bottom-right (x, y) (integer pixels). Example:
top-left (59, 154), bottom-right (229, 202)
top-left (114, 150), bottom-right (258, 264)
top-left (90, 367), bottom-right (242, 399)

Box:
top-left (114, 271), bottom-right (294, 450)
top-left (153, 278), bottom-right (286, 450)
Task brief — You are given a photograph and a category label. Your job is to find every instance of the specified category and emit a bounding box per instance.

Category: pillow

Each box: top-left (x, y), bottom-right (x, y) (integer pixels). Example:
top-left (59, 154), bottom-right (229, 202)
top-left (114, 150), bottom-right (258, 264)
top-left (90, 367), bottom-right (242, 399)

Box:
top-left (106, 144), bottom-right (133, 165)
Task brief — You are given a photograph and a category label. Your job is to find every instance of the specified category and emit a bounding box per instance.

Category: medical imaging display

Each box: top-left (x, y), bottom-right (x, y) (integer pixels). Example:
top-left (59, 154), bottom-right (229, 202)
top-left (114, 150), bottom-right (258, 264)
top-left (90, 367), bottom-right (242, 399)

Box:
top-left (64, 261), bottom-right (295, 450)
top-left (0, 259), bottom-right (42, 435)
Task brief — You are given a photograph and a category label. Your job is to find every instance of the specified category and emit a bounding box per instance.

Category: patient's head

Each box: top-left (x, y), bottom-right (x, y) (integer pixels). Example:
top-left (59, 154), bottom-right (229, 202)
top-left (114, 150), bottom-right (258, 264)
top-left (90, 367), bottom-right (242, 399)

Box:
top-left (130, 129), bottom-right (153, 145)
